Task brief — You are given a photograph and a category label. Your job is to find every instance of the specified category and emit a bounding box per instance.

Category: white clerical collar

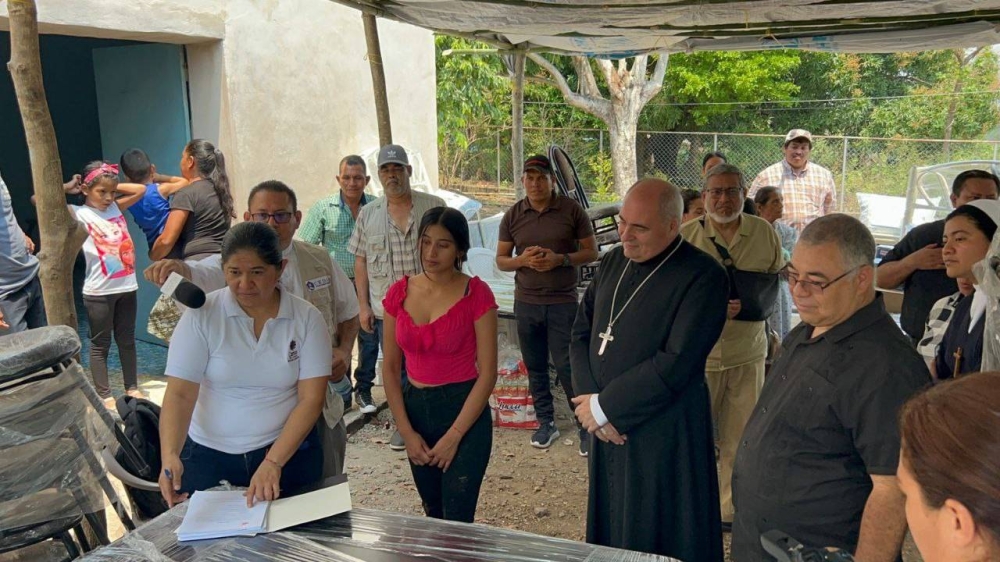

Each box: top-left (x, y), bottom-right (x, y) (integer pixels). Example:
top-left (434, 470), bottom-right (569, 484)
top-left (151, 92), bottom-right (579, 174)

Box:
top-left (970, 287), bottom-right (987, 334)
top-left (282, 243), bottom-right (295, 259)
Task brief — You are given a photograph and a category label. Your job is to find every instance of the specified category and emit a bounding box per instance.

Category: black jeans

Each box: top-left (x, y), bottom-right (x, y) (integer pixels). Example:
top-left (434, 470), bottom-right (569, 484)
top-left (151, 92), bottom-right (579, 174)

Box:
top-left (83, 290), bottom-right (137, 398)
top-left (404, 379), bottom-right (492, 523)
top-left (178, 427), bottom-right (322, 496)
top-left (514, 301), bottom-right (577, 424)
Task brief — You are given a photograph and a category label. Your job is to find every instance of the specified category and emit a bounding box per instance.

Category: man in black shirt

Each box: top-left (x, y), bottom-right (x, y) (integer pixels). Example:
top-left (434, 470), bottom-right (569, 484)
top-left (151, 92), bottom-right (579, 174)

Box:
top-left (876, 170), bottom-right (999, 343)
top-left (732, 214), bottom-right (930, 562)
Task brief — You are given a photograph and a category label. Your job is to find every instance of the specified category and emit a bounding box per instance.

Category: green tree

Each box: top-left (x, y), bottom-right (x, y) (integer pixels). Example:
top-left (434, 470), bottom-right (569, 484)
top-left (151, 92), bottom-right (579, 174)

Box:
top-left (435, 35), bottom-right (510, 188)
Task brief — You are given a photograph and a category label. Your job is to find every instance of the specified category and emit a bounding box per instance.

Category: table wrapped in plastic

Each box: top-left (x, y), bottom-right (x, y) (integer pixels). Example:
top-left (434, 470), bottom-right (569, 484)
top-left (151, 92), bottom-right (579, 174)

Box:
top-left (79, 504), bottom-right (681, 561)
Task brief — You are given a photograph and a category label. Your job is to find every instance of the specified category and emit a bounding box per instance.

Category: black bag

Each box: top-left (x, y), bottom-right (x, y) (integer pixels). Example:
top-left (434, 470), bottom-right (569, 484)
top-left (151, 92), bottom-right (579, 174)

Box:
top-left (701, 220), bottom-right (780, 322)
top-left (115, 396), bottom-right (170, 520)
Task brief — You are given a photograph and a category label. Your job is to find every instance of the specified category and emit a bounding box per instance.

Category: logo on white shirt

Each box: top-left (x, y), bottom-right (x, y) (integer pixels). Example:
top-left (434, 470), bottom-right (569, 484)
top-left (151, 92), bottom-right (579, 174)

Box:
top-left (288, 340), bottom-right (299, 362)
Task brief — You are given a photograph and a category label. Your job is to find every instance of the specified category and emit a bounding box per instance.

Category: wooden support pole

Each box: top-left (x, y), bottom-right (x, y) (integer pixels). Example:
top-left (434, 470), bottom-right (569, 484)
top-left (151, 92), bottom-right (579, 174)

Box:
top-left (7, 0), bottom-right (87, 330)
top-left (363, 13), bottom-right (393, 146)
top-left (511, 52), bottom-right (526, 200)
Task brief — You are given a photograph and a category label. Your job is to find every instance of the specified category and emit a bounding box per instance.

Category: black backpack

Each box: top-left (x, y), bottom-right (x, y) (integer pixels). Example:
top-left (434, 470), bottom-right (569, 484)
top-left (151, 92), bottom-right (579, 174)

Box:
top-left (115, 396), bottom-right (169, 520)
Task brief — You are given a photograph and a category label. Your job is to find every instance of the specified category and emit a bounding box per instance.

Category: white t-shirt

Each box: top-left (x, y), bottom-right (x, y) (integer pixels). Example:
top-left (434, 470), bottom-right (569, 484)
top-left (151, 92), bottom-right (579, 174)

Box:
top-left (71, 203), bottom-right (138, 296)
top-left (165, 287), bottom-right (333, 454)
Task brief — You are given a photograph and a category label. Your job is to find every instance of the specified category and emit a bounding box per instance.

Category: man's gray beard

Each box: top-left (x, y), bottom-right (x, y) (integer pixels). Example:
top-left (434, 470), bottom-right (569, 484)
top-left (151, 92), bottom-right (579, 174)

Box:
top-left (709, 210), bottom-right (740, 224)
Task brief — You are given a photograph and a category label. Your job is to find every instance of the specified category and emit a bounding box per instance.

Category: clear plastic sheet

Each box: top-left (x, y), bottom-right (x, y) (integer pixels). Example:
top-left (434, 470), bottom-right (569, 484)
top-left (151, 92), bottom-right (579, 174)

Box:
top-left (974, 244), bottom-right (1000, 372)
top-left (80, 506), bottom-right (679, 561)
top-left (0, 326), bottom-right (117, 532)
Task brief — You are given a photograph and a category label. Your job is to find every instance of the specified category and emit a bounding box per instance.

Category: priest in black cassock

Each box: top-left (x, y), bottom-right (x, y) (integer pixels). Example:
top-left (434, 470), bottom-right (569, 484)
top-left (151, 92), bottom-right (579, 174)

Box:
top-left (570, 179), bottom-right (729, 562)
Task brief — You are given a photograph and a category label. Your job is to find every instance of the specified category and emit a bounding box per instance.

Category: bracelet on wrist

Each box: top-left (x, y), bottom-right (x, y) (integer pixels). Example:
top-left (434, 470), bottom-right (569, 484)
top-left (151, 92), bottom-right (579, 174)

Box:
top-left (264, 457), bottom-right (283, 469)
top-left (449, 426), bottom-right (465, 436)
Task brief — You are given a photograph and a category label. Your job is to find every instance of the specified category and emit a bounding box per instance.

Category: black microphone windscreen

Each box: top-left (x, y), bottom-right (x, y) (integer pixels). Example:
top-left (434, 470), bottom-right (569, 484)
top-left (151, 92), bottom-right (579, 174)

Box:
top-left (174, 279), bottom-right (207, 309)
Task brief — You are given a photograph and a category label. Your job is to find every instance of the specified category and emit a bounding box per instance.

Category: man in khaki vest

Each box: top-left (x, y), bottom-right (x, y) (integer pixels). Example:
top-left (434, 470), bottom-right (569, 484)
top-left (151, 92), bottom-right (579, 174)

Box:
top-left (680, 163), bottom-right (784, 531)
top-left (145, 180), bottom-right (359, 478)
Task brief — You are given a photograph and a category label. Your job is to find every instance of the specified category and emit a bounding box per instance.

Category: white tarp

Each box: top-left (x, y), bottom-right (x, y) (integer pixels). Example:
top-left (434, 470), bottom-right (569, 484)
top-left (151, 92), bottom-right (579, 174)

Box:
top-left (329, 0), bottom-right (1000, 55)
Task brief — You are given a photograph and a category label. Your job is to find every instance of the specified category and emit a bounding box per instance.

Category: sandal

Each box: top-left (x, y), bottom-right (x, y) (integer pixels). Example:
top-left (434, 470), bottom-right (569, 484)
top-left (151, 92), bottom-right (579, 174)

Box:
top-left (102, 396), bottom-right (117, 410)
top-left (126, 388), bottom-right (147, 400)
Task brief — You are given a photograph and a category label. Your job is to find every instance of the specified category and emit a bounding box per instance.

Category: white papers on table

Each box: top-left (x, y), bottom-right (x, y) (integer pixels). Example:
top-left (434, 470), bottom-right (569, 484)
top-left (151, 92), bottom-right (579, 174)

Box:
top-left (174, 480), bottom-right (353, 542)
top-left (175, 490), bottom-right (268, 541)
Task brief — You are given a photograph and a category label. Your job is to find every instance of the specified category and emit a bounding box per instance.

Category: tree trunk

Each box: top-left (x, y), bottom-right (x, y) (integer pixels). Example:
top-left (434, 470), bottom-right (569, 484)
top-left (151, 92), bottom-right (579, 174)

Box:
top-left (608, 101), bottom-right (640, 195)
top-left (7, 0), bottom-right (87, 331)
top-left (942, 48), bottom-right (982, 162)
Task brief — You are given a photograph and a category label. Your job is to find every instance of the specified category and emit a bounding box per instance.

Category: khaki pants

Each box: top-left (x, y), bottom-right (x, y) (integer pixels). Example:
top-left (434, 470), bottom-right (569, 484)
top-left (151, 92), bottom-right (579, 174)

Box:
top-left (706, 360), bottom-right (765, 522)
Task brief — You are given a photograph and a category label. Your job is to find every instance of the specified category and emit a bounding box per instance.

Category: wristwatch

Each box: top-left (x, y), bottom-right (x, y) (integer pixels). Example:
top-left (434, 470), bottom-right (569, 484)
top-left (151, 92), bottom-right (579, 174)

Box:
top-left (562, 253), bottom-right (572, 267)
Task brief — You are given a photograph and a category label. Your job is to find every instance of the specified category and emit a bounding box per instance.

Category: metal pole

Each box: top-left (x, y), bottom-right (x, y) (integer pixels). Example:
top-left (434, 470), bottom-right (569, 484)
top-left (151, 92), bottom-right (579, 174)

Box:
top-left (713, 133), bottom-right (718, 152)
top-left (511, 52), bottom-right (526, 200)
top-left (362, 13), bottom-right (392, 146)
top-left (599, 130), bottom-right (604, 154)
top-left (840, 137), bottom-right (849, 212)
top-left (496, 131), bottom-right (501, 188)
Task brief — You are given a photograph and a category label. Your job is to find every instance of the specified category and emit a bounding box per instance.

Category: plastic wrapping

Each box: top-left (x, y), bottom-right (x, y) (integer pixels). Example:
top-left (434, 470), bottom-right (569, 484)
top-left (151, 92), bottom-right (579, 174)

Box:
top-left (80, 505), bottom-right (679, 561)
top-left (0, 326), bottom-right (117, 532)
top-left (974, 244), bottom-right (1000, 371)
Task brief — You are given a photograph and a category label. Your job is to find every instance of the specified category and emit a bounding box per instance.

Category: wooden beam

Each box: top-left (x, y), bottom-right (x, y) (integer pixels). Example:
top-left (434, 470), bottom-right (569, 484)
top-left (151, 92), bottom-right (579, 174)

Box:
top-left (363, 13), bottom-right (393, 146)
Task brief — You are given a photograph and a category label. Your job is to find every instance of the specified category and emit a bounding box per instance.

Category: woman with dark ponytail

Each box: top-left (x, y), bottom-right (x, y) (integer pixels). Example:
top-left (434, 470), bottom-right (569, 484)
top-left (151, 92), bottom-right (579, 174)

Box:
top-left (149, 139), bottom-right (234, 260)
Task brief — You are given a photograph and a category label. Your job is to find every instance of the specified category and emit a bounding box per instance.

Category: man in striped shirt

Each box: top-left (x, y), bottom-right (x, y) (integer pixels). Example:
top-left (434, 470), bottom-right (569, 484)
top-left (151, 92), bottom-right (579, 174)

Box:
top-left (749, 129), bottom-right (836, 233)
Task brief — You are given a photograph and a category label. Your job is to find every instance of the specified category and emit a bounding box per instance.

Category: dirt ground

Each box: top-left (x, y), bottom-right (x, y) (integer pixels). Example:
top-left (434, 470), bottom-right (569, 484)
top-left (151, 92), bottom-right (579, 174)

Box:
top-left (347, 386), bottom-right (591, 542)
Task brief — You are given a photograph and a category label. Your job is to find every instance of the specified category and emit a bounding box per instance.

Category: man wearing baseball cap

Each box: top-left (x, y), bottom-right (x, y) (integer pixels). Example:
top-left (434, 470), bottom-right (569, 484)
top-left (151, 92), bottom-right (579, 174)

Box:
top-left (348, 144), bottom-right (445, 450)
top-left (496, 155), bottom-right (598, 455)
top-left (748, 129), bottom-right (836, 233)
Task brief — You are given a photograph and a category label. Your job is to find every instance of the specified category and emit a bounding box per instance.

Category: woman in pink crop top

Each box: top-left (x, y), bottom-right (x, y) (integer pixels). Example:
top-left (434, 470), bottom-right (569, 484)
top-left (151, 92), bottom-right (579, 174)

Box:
top-left (382, 207), bottom-right (498, 523)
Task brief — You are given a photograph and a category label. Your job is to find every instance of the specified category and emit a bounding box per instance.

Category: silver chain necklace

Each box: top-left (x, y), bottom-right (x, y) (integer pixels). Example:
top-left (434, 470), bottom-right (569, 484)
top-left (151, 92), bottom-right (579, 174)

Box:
top-left (598, 238), bottom-right (682, 355)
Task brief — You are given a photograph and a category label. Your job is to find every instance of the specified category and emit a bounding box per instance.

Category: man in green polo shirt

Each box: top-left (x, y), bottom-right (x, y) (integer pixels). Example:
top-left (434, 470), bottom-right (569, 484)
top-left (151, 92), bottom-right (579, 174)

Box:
top-left (299, 155), bottom-right (371, 410)
top-left (496, 155), bottom-right (598, 455)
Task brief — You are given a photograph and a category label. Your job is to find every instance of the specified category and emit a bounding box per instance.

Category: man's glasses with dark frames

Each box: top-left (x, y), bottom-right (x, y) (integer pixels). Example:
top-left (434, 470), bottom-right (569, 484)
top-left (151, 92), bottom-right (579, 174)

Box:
top-left (250, 212), bottom-right (294, 224)
top-left (779, 265), bottom-right (860, 294)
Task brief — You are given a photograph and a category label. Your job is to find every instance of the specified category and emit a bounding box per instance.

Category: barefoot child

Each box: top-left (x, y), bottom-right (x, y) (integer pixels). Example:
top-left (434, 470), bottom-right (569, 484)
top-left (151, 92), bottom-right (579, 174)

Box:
top-left (70, 161), bottom-right (147, 408)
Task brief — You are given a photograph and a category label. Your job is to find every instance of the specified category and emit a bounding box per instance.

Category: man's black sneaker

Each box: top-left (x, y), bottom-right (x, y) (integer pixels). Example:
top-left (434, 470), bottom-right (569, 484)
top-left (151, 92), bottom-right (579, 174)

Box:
top-left (530, 421), bottom-right (560, 449)
top-left (356, 389), bottom-right (376, 414)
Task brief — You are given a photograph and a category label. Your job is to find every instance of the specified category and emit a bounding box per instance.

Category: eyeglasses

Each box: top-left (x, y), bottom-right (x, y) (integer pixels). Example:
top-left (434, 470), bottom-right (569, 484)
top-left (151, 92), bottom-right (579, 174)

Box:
top-left (250, 212), bottom-right (294, 224)
top-left (704, 187), bottom-right (743, 199)
top-left (779, 265), bottom-right (860, 294)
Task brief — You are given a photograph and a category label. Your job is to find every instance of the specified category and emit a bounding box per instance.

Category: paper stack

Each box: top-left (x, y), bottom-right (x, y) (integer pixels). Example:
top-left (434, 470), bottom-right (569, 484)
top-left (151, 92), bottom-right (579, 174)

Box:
top-left (175, 490), bottom-right (269, 541)
top-left (175, 479), bottom-right (352, 542)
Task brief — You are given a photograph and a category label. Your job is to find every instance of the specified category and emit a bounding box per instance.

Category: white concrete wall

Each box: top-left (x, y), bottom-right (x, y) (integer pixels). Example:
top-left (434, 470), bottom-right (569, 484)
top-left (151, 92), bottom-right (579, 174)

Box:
top-left (1, 0), bottom-right (439, 212)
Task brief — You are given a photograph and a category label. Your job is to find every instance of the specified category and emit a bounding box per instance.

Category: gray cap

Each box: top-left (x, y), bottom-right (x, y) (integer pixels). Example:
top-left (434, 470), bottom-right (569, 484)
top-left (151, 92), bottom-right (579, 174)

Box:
top-left (377, 144), bottom-right (409, 167)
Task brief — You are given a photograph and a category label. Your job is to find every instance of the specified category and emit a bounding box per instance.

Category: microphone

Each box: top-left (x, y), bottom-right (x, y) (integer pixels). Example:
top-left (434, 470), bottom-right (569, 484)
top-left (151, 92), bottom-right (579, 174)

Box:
top-left (161, 272), bottom-right (206, 309)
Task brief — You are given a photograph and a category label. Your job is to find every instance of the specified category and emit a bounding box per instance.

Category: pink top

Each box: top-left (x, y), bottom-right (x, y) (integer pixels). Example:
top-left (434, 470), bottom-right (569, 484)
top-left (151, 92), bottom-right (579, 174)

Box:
top-left (383, 275), bottom-right (498, 386)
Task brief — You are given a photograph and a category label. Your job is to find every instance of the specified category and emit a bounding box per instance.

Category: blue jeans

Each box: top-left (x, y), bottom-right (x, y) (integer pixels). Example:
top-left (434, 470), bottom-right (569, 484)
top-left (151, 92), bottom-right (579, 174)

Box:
top-left (354, 317), bottom-right (408, 393)
top-left (178, 428), bottom-right (322, 496)
top-left (0, 276), bottom-right (47, 336)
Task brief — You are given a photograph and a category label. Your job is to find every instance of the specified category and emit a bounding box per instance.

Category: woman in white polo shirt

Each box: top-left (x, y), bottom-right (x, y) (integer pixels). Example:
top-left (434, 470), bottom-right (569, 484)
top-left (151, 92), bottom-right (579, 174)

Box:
top-left (158, 221), bottom-right (332, 507)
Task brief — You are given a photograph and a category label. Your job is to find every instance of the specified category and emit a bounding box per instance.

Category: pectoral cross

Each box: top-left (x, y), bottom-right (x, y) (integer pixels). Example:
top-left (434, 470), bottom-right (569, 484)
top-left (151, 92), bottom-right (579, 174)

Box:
top-left (598, 326), bottom-right (614, 356)
top-left (953, 346), bottom-right (963, 379)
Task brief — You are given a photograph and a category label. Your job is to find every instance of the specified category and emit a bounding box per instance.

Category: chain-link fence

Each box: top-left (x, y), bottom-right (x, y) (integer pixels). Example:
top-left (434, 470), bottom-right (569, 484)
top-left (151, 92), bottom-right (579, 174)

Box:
top-left (443, 127), bottom-right (1000, 216)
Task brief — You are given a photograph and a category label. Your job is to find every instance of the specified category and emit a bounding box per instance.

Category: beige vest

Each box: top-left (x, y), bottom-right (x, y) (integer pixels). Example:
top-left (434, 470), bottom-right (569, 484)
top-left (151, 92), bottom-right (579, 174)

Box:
top-left (360, 191), bottom-right (445, 318)
top-left (292, 240), bottom-right (344, 427)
